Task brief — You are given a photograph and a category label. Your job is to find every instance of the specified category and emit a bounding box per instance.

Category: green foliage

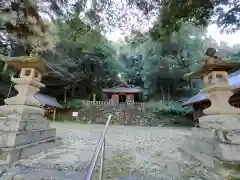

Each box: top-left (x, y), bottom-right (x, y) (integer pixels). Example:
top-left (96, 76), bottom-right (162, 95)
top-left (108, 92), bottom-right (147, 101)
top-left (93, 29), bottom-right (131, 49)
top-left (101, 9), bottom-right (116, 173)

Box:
top-left (119, 21), bottom-right (240, 102)
top-left (44, 14), bottom-right (124, 87)
top-left (66, 99), bottom-right (86, 109)
top-left (148, 101), bottom-right (193, 116)
top-left (145, 0), bottom-right (240, 39)
top-left (119, 23), bottom-right (211, 99)
top-left (1, 0), bottom-right (240, 104)
top-left (147, 101), bottom-right (193, 126)
top-left (146, 101), bottom-right (193, 126)
top-left (151, 0), bottom-right (215, 39)
top-left (0, 0), bottom-right (63, 54)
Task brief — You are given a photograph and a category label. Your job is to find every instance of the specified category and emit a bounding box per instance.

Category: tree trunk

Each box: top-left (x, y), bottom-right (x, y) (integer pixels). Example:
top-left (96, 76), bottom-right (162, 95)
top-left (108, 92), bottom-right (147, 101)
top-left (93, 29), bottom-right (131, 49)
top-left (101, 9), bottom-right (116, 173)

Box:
top-left (167, 81), bottom-right (171, 103)
top-left (160, 87), bottom-right (164, 103)
top-left (64, 90), bottom-right (67, 105)
top-left (189, 79), bottom-right (192, 90)
top-left (2, 63), bottom-right (8, 73)
top-left (64, 87), bottom-right (69, 105)
top-left (71, 84), bottom-right (76, 97)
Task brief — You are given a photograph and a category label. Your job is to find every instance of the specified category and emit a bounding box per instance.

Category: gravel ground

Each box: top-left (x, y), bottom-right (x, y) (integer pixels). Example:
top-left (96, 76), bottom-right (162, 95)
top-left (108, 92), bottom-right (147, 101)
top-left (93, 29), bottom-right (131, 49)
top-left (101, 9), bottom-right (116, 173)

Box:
top-left (11, 122), bottom-right (221, 180)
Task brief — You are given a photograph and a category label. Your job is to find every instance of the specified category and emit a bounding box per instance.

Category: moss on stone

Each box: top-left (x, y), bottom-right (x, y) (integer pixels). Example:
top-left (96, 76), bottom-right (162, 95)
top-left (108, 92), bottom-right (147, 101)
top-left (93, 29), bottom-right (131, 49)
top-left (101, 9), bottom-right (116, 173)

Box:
top-left (227, 175), bottom-right (239, 180)
top-left (222, 162), bottom-right (240, 171)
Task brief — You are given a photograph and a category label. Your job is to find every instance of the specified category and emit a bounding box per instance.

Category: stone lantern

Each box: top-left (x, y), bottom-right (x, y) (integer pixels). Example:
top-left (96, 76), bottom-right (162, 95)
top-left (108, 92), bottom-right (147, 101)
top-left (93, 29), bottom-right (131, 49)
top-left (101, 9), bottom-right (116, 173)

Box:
top-left (182, 48), bottom-right (240, 178)
top-left (201, 65), bottom-right (239, 115)
top-left (0, 55), bottom-right (59, 165)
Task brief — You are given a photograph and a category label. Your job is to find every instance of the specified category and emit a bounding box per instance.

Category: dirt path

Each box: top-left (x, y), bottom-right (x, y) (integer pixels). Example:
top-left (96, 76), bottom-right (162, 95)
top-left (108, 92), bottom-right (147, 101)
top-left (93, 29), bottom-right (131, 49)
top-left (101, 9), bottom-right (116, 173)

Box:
top-left (4, 123), bottom-right (221, 180)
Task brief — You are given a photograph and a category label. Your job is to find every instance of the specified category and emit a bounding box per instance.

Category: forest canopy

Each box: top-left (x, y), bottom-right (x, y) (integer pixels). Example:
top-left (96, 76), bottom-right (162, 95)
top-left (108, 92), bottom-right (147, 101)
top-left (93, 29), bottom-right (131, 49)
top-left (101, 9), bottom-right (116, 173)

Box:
top-left (0, 0), bottom-right (240, 103)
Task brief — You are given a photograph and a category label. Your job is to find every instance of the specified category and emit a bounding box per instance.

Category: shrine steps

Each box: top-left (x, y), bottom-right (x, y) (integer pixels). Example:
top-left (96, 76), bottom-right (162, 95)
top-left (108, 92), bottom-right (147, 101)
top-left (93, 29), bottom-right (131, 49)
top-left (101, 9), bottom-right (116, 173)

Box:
top-left (0, 129), bottom-right (61, 166)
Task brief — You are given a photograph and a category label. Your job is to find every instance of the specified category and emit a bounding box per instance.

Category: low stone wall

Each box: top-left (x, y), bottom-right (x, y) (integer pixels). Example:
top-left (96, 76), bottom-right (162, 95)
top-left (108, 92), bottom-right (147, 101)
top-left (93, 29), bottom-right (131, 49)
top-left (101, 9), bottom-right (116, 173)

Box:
top-left (59, 101), bottom-right (158, 126)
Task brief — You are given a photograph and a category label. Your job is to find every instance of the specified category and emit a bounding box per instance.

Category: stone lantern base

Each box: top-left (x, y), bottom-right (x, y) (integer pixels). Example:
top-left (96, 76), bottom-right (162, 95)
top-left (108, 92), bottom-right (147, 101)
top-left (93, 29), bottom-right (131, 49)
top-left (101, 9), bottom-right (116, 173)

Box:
top-left (181, 114), bottom-right (240, 178)
top-left (0, 55), bottom-right (60, 166)
top-left (0, 105), bottom-right (60, 165)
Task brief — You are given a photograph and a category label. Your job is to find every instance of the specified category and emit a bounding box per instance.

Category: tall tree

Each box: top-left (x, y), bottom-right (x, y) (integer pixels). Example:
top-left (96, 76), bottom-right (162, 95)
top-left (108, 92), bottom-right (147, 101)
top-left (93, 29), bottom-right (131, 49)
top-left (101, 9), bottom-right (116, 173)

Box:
top-left (131, 0), bottom-right (240, 38)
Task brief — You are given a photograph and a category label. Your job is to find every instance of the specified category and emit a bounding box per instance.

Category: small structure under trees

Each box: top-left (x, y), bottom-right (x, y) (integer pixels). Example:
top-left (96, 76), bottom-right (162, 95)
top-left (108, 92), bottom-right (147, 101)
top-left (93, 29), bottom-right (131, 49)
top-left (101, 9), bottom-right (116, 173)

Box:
top-left (34, 92), bottom-right (62, 121)
top-left (102, 82), bottom-right (143, 103)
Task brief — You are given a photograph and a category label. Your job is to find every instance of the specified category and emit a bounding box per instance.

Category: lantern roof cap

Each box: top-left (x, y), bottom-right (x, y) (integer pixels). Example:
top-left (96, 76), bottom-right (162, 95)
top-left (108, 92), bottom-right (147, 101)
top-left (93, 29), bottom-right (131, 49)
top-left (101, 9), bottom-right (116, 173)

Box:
top-left (0, 54), bottom-right (45, 73)
top-left (185, 61), bottom-right (240, 79)
top-left (184, 47), bottom-right (240, 79)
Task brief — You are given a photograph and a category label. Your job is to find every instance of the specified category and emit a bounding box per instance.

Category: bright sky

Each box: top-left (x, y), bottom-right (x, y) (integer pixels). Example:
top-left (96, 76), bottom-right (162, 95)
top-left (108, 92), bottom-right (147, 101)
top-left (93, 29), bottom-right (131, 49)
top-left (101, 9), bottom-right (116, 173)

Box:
top-left (106, 24), bottom-right (240, 46)
top-left (207, 24), bottom-right (240, 46)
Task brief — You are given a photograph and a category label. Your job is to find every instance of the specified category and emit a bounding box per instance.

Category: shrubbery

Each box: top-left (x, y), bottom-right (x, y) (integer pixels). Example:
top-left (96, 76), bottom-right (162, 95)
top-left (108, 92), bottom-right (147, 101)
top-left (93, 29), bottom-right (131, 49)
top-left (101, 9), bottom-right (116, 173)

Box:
top-left (147, 101), bottom-right (193, 126)
top-left (147, 101), bottom-right (193, 116)
top-left (65, 99), bottom-right (88, 109)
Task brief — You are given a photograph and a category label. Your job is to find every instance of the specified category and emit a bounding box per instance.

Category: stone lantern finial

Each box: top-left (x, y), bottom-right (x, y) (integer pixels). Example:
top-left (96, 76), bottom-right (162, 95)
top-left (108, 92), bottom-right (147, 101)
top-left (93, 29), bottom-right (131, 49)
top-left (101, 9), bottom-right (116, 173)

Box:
top-left (204, 47), bottom-right (219, 65)
top-left (205, 47), bottom-right (217, 58)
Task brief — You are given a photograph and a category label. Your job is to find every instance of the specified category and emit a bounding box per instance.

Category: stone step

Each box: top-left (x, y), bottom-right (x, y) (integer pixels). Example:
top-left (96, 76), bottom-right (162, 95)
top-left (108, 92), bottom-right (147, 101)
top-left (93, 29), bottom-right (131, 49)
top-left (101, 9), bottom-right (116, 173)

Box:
top-left (0, 167), bottom-right (85, 180)
top-left (0, 137), bottom-right (61, 166)
top-left (0, 128), bottom-right (57, 148)
top-left (1, 167), bottom-right (176, 180)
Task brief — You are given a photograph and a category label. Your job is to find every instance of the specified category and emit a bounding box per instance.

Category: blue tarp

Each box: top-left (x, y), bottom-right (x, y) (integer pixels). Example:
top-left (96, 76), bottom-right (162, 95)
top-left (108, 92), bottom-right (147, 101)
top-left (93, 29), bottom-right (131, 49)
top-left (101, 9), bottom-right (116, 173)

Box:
top-left (34, 92), bottom-right (61, 108)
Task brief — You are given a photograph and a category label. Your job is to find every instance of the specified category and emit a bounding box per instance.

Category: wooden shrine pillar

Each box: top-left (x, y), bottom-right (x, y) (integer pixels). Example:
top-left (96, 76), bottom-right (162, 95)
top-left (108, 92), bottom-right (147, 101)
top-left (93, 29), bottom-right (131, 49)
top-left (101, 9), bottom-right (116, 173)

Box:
top-left (53, 108), bottom-right (56, 122)
top-left (111, 94), bottom-right (119, 104)
top-left (126, 94), bottom-right (134, 102)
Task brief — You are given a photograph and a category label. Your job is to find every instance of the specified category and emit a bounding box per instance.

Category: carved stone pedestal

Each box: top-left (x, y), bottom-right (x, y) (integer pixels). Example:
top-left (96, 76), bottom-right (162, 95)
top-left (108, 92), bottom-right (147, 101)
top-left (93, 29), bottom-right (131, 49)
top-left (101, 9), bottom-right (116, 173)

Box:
top-left (0, 105), bottom-right (60, 166)
top-left (182, 115), bottom-right (240, 178)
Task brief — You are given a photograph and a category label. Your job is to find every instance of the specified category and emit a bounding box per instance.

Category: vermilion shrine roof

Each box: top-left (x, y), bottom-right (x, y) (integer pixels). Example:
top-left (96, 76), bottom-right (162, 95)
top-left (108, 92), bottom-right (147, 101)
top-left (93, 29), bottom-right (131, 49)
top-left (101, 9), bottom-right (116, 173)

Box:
top-left (102, 83), bottom-right (143, 93)
top-left (183, 70), bottom-right (240, 106)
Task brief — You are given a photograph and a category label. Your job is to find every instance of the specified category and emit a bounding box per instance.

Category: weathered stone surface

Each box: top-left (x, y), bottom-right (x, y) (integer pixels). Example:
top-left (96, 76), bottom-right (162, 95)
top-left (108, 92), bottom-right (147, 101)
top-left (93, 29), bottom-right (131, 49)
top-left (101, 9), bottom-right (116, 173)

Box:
top-left (0, 136), bottom-right (60, 165)
top-left (0, 58), bottom-right (59, 166)
top-left (182, 114), bottom-right (240, 178)
top-left (0, 128), bottom-right (56, 148)
top-left (1, 167), bottom-right (85, 180)
top-left (5, 78), bottom-right (44, 107)
top-left (216, 143), bottom-right (240, 162)
top-left (184, 135), bottom-right (216, 157)
top-left (199, 114), bottom-right (240, 130)
top-left (225, 130), bottom-right (240, 144)
top-left (202, 87), bottom-right (239, 115)
top-left (76, 102), bottom-right (157, 126)
top-left (0, 105), bottom-right (59, 166)
top-left (0, 106), bottom-right (49, 132)
top-left (184, 129), bottom-right (240, 160)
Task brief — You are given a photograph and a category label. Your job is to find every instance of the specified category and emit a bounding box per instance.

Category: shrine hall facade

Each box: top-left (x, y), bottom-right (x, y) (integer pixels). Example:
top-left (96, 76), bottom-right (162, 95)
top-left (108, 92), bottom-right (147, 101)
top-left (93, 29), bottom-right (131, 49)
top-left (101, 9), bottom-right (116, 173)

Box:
top-left (183, 70), bottom-right (240, 121)
top-left (102, 83), bottom-right (143, 104)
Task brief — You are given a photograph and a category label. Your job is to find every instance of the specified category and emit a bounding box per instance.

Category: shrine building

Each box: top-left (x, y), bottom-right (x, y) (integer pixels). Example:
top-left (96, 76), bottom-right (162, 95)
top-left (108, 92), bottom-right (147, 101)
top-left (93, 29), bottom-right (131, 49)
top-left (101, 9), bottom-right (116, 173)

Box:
top-left (102, 83), bottom-right (143, 104)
